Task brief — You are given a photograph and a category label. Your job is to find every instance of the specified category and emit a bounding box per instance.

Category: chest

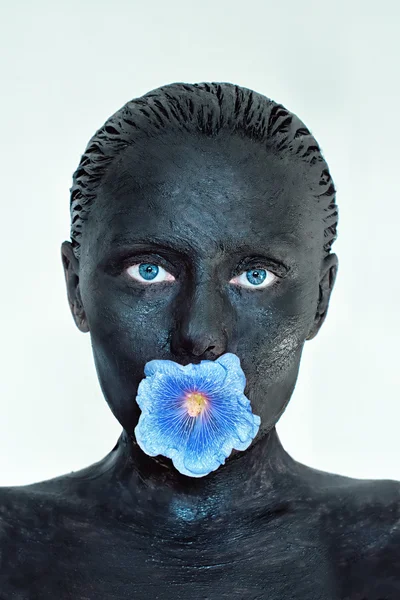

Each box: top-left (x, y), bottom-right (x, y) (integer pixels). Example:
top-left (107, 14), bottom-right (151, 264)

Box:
top-left (1, 515), bottom-right (339, 600)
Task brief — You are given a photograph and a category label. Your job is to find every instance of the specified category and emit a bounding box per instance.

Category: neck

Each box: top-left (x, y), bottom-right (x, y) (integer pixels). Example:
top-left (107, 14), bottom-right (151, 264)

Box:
top-left (91, 426), bottom-right (300, 529)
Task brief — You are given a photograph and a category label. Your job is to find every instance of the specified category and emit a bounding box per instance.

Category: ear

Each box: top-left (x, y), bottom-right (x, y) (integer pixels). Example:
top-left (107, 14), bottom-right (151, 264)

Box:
top-left (61, 241), bottom-right (89, 333)
top-left (306, 253), bottom-right (338, 341)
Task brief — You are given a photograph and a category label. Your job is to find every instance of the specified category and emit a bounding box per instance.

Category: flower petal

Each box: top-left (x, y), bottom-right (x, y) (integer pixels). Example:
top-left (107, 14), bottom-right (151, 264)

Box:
top-left (144, 358), bottom-right (185, 378)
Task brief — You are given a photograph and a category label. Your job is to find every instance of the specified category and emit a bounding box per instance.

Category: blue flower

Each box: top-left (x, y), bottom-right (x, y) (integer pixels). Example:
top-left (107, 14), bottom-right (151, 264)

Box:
top-left (134, 352), bottom-right (261, 478)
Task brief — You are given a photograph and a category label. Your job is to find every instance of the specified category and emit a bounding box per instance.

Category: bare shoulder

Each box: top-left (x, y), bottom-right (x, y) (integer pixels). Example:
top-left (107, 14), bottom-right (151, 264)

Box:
top-left (0, 476), bottom-right (111, 599)
top-left (333, 476), bottom-right (400, 597)
top-left (0, 480), bottom-right (74, 546)
top-left (299, 465), bottom-right (400, 597)
top-left (0, 465), bottom-right (104, 554)
top-left (303, 464), bottom-right (400, 543)
top-left (0, 483), bottom-right (61, 593)
top-left (324, 474), bottom-right (400, 551)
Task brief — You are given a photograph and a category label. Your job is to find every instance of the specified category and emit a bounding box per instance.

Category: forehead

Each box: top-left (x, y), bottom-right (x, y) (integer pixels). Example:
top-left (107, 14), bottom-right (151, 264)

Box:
top-left (85, 131), bottom-right (322, 260)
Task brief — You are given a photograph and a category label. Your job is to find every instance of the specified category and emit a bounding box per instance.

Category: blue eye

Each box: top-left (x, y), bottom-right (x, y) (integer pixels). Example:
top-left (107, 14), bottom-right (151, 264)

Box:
top-left (127, 263), bottom-right (176, 284)
top-left (126, 263), bottom-right (277, 289)
top-left (232, 267), bottom-right (276, 289)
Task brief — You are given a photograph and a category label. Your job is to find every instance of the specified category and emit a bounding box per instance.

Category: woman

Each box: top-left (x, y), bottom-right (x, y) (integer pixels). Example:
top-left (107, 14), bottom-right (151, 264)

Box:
top-left (1, 82), bottom-right (399, 599)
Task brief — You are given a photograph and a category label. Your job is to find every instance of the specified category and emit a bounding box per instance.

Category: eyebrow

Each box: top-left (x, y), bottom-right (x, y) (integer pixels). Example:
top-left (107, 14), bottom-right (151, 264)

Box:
top-left (109, 234), bottom-right (198, 256)
top-left (107, 233), bottom-right (298, 269)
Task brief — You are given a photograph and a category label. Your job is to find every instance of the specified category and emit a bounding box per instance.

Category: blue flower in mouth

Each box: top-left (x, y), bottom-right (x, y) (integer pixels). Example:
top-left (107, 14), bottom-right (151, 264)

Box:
top-left (134, 353), bottom-right (261, 478)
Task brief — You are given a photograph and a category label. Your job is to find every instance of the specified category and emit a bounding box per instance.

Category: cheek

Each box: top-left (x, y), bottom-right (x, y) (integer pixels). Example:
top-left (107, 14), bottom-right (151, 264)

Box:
top-left (82, 279), bottom-right (172, 367)
top-left (237, 295), bottom-right (309, 431)
top-left (237, 280), bottom-right (318, 383)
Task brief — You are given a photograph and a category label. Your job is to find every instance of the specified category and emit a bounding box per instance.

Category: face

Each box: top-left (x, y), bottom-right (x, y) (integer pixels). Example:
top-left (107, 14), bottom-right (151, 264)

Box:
top-left (62, 130), bottom-right (338, 449)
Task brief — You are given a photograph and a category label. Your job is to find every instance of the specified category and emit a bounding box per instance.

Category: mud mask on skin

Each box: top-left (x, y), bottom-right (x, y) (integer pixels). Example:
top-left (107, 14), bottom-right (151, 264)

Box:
top-left (134, 352), bottom-right (261, 477)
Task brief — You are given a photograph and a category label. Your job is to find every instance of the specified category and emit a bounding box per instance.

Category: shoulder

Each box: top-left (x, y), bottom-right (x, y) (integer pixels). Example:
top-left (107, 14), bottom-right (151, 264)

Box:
top-left (332, 477), bottom-right (400, 596)
top-left (0, 484), bottom-right (60, 590)
top-left (300, 463), bottom-right (400, 546)
top-left (0, 454), bottom-right (111, 511)
top-left (0, 465), bottom-right (102, 547)
top-left (320, 473), bottom-right (400, 554)
top-left (0, 453), bottom-right (119, 537)
top-left (0, 474), bottom-right (108, 596)
top-left (297, 464), bottom-right (400, 595)
top-left (0, 482), bottom-right (70, 544)
top-left (0, 473), bottom-right (105, 587)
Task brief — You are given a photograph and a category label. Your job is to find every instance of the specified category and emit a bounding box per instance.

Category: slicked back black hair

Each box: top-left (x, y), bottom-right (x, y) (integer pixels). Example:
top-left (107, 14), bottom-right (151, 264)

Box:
top-left (69, 82), bottom-right (338, 261)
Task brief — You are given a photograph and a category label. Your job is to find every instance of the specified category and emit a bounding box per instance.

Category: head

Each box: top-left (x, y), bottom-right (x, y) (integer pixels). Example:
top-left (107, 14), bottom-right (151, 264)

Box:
top-left (61, 82), bottom-right (338, 457)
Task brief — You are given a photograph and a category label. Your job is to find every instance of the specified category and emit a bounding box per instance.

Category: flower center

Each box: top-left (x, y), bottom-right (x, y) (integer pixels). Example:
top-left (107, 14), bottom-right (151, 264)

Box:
top-left (184, 391), bottom-right (208, 417)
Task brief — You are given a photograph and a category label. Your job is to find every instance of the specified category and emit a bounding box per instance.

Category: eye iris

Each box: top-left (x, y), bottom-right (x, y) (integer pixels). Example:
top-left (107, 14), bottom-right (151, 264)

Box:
top-left (139, 263), bottom-right (159, 281)
top-left (246, 268), bottom-right (267, 286)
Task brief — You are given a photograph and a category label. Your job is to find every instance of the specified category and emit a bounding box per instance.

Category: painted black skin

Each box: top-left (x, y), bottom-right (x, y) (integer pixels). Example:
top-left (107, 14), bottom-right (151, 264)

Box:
top-left (1, 109), bottom-right (399, 599)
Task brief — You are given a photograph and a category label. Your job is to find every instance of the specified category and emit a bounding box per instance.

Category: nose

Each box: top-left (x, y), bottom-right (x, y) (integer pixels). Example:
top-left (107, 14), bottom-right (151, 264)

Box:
top-left (170, 279), bottom-right (230, 363)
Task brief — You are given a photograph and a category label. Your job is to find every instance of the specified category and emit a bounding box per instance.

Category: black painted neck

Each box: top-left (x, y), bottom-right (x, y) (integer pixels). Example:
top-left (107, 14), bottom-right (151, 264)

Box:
top-left (96, 426), bottom-right (300, 525)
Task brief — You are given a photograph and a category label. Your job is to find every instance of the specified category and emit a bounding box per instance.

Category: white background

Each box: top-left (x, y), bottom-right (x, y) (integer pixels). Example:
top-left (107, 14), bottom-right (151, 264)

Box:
top-left (0, 0), bottom-right (399, 487)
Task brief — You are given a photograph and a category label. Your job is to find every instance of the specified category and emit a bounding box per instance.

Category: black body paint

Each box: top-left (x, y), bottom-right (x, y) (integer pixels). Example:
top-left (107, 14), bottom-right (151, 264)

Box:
top-left (1, 82), bottom-right (398, 599)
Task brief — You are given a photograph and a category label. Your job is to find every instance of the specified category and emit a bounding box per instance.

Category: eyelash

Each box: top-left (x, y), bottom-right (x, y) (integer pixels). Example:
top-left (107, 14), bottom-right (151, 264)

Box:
top-left (121, 255), bottom-right (285, 290)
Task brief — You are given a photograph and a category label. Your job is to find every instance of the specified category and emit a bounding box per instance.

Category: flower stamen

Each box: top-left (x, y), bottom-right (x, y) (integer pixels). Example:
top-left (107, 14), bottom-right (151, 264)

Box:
top-left (184, 391), bottom-right (208, 417)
